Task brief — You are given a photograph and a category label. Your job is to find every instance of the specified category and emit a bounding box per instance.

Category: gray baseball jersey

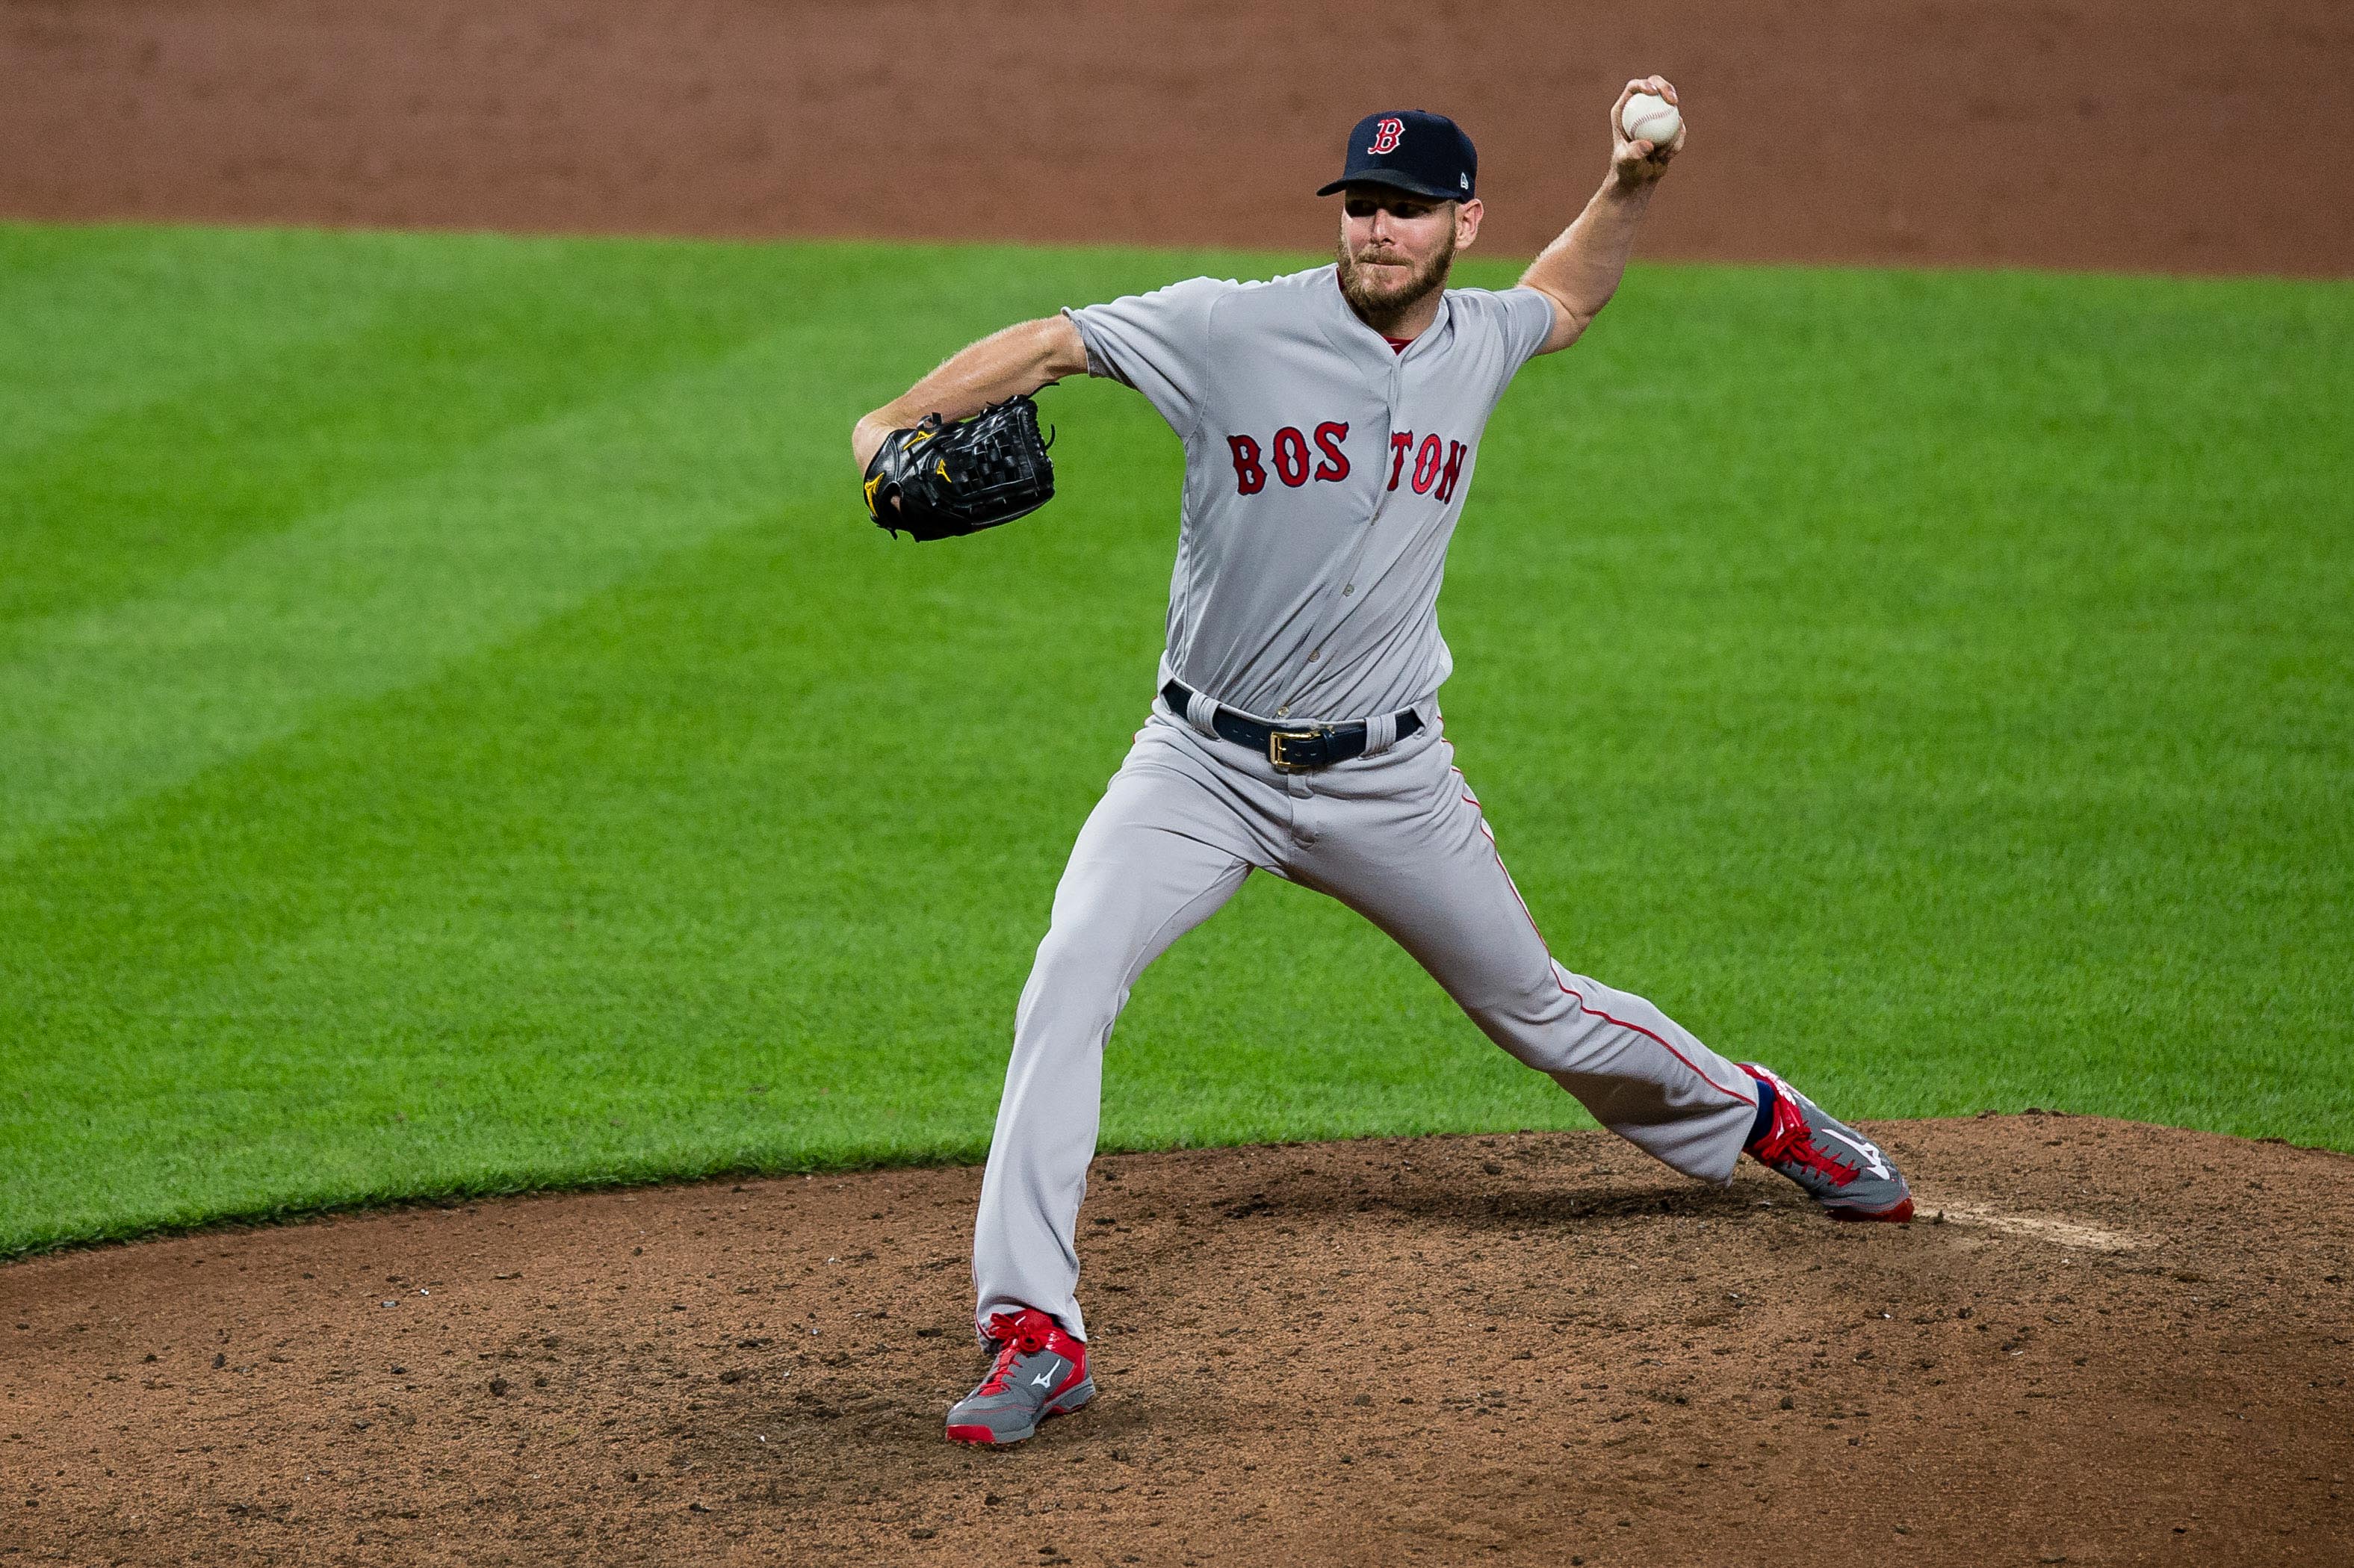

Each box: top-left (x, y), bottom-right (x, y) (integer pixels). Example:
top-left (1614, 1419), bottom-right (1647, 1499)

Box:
top-left (969, 264), bottom-right (1765, 1348)
top-left (1064, 266), bottom-right (1556, 722)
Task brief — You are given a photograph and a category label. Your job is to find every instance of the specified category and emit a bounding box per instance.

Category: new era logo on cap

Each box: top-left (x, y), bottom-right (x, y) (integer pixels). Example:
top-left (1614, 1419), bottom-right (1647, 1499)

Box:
top-left (1319, 109), bottom-right (1478, 202)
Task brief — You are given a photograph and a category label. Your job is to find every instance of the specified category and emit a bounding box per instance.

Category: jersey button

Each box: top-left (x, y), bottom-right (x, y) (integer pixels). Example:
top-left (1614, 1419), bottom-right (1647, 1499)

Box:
top-left (1307, 648), bottom-right (1322, 661)
top-left (1342, 584), bottom-right (1355, 596)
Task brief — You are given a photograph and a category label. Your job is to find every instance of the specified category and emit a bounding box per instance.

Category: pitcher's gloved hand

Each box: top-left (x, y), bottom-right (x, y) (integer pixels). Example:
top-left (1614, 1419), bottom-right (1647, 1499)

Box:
top-left (862, 395), bottom-right (1056, 542)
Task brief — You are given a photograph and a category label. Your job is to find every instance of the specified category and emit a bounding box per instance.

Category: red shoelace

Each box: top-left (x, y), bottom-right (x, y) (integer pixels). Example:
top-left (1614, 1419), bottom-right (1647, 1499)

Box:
top-left (974, 1310), bottom-right (1058, 1395)
top-left (1751, 1086), bottom-right (1860, 1189)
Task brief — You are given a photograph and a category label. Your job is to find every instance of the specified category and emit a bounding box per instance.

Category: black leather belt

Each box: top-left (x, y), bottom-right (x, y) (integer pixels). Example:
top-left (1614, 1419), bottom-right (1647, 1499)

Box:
top-left (1161, 678), bottom-right (1423, 774)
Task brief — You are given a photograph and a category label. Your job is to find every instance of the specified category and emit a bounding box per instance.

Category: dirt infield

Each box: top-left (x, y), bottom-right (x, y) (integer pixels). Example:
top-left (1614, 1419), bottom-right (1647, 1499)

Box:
top-left (2, 0), bottom-right (2350, 275)
top-left (6, 1115), bottom-right (2349, 1566)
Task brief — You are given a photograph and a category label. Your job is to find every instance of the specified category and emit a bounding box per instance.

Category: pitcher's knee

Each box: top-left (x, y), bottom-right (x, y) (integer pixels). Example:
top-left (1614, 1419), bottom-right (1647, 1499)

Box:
top-left (1036, 911), bottom-right (1124, 970)
top-left (1026, 918), bottom-right (1145, 1008)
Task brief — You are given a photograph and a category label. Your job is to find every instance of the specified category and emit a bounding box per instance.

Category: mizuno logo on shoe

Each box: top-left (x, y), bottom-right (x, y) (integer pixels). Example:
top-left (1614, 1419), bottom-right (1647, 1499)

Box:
top-left (1820, 1125), bottom-right (1892, 1180)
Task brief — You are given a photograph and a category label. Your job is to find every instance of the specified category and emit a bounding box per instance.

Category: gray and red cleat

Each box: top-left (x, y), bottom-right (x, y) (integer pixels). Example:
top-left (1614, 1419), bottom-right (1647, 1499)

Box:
top-left (1738, 1064), bottom-right (1914, 1223)
top-left (945, 1308), bottom-right (1095, 1446)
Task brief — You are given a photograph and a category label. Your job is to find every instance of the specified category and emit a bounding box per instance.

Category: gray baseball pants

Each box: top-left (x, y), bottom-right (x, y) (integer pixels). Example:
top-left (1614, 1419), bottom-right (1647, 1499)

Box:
top-left (972, 701), bottom-right (1762, 1342)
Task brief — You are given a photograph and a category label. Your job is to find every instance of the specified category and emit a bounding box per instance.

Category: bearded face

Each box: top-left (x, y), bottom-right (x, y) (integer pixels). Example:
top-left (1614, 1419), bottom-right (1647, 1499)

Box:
top-left (1335, 193), bottom-right (1460, 331)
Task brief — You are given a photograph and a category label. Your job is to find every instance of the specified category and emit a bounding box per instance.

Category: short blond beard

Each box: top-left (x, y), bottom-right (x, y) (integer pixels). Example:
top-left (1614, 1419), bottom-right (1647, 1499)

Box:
top-left (1334, 207), bottom-right (1458, 332)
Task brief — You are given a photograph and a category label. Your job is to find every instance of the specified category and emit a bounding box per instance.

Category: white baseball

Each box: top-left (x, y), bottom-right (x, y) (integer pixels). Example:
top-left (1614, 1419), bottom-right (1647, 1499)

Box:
top-left (1621, 92), bottom-right (1682, 149)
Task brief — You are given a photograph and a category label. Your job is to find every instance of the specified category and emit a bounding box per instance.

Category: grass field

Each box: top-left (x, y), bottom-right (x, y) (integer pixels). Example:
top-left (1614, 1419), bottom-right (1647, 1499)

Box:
top-left (2, 223), bottom-right (2349, 1258)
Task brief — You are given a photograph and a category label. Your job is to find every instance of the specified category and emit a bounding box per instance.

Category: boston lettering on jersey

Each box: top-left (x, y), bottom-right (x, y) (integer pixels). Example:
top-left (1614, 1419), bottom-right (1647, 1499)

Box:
top-left (1226, 425), bottom-right (1468, 501)
top-left (1061, 265), bottom-right (1556, 721)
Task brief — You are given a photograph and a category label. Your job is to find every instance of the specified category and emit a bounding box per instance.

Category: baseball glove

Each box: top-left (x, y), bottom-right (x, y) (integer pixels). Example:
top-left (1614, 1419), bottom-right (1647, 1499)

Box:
top-left (862, 395), bottom-right (1055, 542)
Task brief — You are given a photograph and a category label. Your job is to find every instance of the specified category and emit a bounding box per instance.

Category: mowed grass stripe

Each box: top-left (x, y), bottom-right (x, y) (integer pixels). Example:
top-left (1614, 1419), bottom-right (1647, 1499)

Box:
top-left (0, 224), bottom-right (2348, 1256)
top-left (0, 235), bottom-right (792, 627)
top-left (0, 233), bottom-right (1280, 862)
top-left (0, 224), bottom-right (536, 468)
top-left (0, 350), bottom-right (787, 857)
top-left (0, 239), bottom-right (967, 858)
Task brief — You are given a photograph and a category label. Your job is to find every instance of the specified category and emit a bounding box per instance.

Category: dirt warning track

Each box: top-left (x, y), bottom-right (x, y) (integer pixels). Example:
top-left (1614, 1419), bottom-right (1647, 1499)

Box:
top-left (6, 1115), bottom-right (2350, 1566)
top-left (2, 0), bottom-right (2350, 276)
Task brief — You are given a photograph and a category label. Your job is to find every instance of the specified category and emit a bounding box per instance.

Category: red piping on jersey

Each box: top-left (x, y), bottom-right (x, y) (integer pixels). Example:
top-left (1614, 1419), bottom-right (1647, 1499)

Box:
top-left (1453, 769), bottom-right (1755, 1107)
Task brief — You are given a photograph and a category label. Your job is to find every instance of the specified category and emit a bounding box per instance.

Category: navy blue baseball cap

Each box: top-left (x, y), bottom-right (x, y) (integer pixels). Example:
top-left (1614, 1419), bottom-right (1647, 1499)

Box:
top-left (1317, 110), bottom-right (1478, 202)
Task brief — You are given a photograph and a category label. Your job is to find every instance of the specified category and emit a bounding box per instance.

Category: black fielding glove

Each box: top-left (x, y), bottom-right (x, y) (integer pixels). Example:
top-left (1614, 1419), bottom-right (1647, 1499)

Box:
top-left (862, 395), bottom-right (1055, 542)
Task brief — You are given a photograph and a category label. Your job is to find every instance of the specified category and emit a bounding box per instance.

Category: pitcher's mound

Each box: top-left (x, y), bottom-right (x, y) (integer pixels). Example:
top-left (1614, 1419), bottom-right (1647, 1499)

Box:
top-left (7, 1114), bottom-right (2350, 1565)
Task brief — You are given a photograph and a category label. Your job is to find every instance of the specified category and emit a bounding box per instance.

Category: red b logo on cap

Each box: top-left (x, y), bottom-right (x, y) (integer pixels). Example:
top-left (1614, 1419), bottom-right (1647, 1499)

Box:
top-left (1367, 117), bottom-right (1405, 155)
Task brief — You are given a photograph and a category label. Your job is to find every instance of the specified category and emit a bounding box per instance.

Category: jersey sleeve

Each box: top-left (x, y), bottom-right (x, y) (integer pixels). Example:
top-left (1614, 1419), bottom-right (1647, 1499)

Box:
top-left (1446, 285), bottom-right (1561, 408)
top-left (1062, 276), bottom-right (1230, 436)
top-left (1496, 285), bottom-right (1560, 369)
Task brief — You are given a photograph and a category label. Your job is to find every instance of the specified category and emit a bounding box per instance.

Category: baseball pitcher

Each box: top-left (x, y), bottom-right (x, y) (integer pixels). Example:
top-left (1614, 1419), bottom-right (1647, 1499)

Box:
top-left (851, 80), bottom-right (1915, 1449)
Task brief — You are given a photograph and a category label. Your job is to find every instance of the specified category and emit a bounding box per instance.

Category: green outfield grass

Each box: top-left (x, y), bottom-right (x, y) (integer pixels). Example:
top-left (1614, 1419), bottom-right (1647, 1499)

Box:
top-left (2, 222), bottom-right (2348, 1257)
